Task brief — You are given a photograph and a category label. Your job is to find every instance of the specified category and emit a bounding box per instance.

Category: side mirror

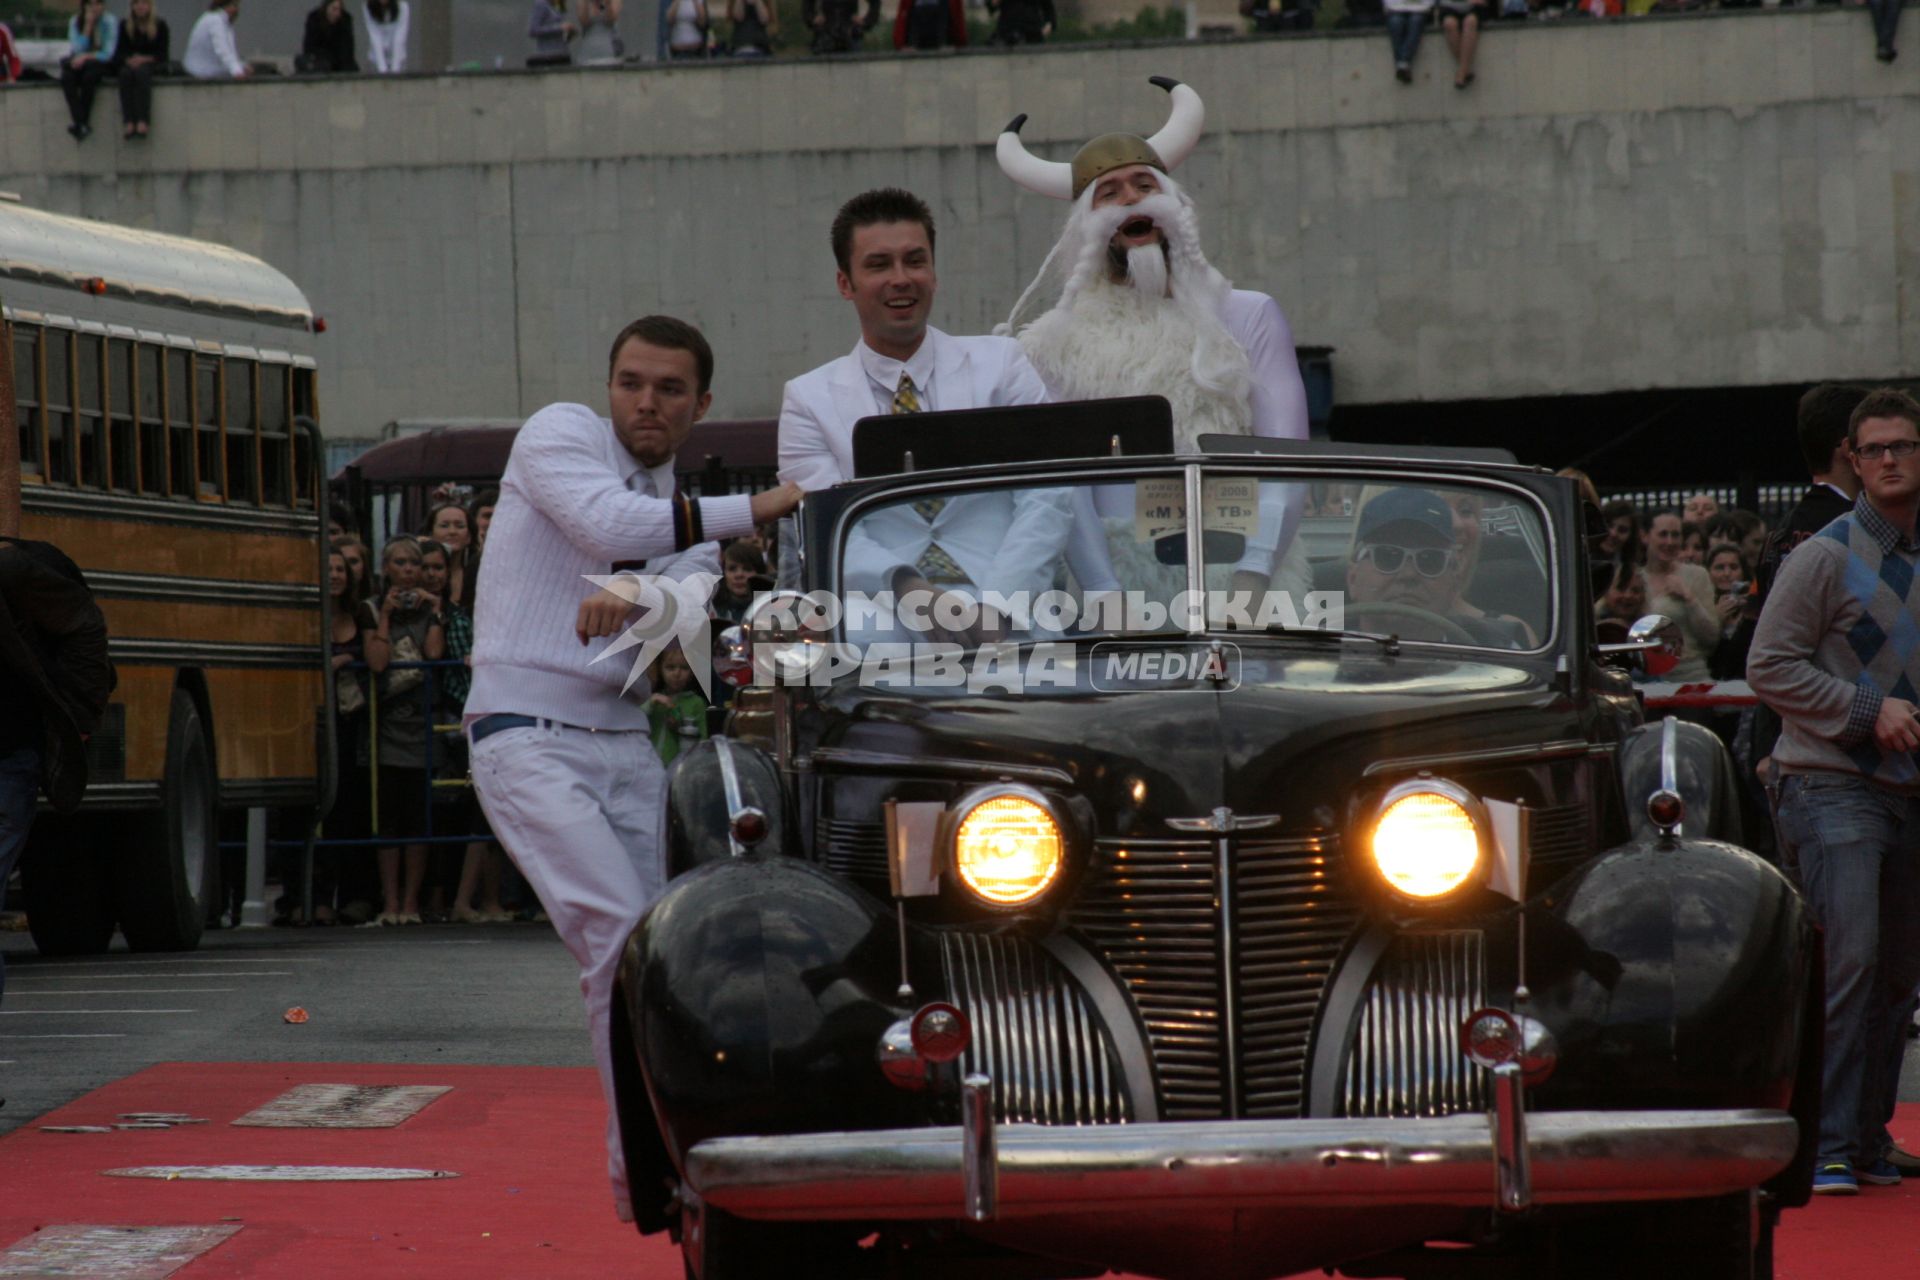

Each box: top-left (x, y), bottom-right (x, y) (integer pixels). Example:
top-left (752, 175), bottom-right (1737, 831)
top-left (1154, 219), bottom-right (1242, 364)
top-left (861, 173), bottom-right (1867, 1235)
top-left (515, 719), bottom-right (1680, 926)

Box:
top-left (1595, 613), bottom-right (1683, 676)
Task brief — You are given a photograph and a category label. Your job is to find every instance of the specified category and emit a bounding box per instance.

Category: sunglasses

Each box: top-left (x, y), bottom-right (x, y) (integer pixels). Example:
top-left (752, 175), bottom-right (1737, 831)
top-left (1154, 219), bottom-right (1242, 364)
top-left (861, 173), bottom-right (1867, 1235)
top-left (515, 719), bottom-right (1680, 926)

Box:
top-left (1358, 543), bottom-right (1454, 578)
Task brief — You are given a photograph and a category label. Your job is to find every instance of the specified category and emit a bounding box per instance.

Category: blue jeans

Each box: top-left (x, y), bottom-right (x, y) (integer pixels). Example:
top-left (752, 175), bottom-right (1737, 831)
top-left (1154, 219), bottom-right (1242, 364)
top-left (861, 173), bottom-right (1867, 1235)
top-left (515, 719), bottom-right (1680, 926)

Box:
top-left (0, 746), bottom-right (42, 1008)
top-left (1868, 0), bottom-right (1904, 52)
top-left (1776, 771), bottom-right (1920, 1168)
top-left (1386, 11), bottom-right (1426, 65)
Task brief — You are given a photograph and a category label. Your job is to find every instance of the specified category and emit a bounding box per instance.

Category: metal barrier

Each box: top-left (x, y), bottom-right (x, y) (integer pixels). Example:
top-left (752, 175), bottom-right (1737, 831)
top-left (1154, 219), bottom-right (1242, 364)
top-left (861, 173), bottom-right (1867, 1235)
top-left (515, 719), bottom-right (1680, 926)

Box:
top-left (220, 656), bottom-right (494, 923)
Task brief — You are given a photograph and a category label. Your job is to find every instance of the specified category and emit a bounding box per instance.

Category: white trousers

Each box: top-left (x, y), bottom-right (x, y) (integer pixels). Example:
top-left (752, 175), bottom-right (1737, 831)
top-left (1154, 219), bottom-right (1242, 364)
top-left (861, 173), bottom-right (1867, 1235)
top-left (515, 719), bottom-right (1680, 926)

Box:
top-left (469, 719), bottom-right (668, 1216)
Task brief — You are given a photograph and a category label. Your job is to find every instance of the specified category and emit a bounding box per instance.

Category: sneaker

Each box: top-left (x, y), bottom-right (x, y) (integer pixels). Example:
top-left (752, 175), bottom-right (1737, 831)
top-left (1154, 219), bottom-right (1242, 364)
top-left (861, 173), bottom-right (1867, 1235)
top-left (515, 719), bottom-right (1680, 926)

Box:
top-left (1813, 1163), bottom-right (1859, 1195)
top-left (1883, 1142), bottom-right (1920, 1174)
top-left (1858, 1159), bottom-right (1902, 1186)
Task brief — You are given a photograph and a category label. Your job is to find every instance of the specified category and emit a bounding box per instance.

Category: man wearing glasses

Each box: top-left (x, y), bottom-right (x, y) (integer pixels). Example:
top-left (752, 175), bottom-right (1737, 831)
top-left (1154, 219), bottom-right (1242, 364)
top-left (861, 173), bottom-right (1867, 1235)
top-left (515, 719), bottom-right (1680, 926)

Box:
top-left (1750, 387), bottom-right (1920, 1198)
top-left (1344, 487), bottom-right (1529, 648)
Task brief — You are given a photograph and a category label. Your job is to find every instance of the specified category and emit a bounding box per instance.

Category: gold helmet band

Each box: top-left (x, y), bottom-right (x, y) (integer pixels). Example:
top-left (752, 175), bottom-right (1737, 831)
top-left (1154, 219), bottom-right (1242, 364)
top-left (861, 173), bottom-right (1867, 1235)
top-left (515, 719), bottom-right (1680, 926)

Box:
top-left (997, 76), bottom-right (1205, 202)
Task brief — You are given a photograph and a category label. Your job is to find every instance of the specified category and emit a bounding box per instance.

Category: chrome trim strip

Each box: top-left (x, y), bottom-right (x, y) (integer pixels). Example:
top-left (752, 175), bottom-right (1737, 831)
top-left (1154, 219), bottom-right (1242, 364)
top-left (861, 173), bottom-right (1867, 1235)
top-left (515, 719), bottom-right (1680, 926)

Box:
top-left (1215, 829), bottom-right (1241, 1117)
top-left (1493, 1063), bottom-right (1531, 1212)
top-left (1361, 740), bottom-right (1594, 780)
top-left (961, 1074), bottom-right (997, 1222)
top-left (685, 1109), bottom-right (1798, 1220)
top-left (87, 570), bottom-right (320, 609)
top-left (806, 747), bottom-right (1073, 789)
top-left (1660, 716), bottom-right (1679, 799)
top-left (713, 737), bottom-right (747, 857)
top-left (1183, 463), bottom-right (1204, 635)
top-left (110, 638), bottom-right (321, 669)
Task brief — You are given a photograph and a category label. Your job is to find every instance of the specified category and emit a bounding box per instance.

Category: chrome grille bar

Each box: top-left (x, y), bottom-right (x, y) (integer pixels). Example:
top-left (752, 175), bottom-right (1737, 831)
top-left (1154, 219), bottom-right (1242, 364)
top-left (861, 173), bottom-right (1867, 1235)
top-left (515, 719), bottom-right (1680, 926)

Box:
top-left (1341, 931), bottom-right (1490, 1118)
top-left (939, 932), bottom-right (1130, 1126)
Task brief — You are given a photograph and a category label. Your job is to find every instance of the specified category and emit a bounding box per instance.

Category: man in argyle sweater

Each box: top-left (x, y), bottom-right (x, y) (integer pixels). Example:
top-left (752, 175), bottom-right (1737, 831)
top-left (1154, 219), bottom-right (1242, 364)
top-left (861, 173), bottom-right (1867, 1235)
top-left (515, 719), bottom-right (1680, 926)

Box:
top-left (1749, 386), bottom-right (1920, 1197)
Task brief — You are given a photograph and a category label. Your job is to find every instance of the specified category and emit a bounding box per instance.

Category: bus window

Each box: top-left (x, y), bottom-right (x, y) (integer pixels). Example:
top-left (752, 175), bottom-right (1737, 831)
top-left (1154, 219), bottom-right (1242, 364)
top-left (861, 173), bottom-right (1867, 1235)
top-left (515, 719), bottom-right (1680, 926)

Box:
top-left (260, 363), bottom-right (290, 507)
top-left (292, 367), bottom-right (317, 506)
top-left (108, 338), bottom-right (136, 492)
top-left (166, 347), bottom-right (192, 499)
top-left (225, 358), bottom-right (257, 505)
top-left (137, 343), bottom-right (166, 495)
top-left (44, 329), bottom-right (74, 485)
top-left (12, 323), bottom-right (41, 478)
top-left (76, 335), bottom-right (104, 488)
top-left (195, 354), bottom-right (221, 499)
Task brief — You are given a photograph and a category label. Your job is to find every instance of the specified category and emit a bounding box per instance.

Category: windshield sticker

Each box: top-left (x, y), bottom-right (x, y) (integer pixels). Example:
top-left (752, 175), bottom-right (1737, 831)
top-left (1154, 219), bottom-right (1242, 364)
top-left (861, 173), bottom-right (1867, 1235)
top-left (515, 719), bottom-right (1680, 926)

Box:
top-left (1133, 477), bottom-right (1259, 542)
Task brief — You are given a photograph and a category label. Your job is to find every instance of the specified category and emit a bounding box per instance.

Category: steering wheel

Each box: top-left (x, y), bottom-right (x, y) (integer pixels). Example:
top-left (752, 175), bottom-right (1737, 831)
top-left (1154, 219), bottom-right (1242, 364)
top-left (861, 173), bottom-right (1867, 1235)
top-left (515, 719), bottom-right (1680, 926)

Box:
top-left (1342, 601), bottom-right (1479, 646)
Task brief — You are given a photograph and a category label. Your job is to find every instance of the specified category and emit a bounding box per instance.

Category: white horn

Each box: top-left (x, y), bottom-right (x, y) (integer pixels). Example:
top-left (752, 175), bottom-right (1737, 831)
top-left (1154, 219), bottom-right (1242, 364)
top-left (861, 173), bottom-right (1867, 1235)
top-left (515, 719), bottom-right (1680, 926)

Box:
top-left (1143, 76), bottom-right (1204, 171)
top-left (995, 114), bottom-right (1073, 201)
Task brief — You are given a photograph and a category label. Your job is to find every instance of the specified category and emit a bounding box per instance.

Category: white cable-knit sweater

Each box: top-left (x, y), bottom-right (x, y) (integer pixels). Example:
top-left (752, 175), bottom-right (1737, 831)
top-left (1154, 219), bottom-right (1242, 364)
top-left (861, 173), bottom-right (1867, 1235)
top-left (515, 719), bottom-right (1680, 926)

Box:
top-left (467, 402), bottom-right (752, 730)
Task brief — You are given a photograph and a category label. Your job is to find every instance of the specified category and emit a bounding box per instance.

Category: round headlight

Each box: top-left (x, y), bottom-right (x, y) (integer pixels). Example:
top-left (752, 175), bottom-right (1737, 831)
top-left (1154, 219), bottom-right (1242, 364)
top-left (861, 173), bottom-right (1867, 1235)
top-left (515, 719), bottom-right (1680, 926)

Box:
top-left (1369, 782), bottom-right (1484, 901)
top-left (954, 792), bottom-right (1064, 906)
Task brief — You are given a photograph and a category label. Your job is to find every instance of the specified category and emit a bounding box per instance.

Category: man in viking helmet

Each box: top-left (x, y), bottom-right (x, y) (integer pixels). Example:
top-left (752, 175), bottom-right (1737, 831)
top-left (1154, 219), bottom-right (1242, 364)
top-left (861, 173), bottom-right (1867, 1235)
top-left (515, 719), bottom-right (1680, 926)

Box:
top-left (997, 77), bottom-right (1311, 595)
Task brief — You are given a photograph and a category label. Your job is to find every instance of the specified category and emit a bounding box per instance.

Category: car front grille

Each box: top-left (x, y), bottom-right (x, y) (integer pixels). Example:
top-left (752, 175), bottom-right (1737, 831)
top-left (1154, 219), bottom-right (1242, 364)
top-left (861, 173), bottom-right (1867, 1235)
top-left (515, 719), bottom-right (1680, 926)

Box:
top-left (818, 818), bottom-right (890, 881)
top-left (1340, 930), bottom-right (1491, 1118)
top-left (938, 931), bottom-right (1131, 1125)
top-left (1070, 833), bottom-right (1362, 1119)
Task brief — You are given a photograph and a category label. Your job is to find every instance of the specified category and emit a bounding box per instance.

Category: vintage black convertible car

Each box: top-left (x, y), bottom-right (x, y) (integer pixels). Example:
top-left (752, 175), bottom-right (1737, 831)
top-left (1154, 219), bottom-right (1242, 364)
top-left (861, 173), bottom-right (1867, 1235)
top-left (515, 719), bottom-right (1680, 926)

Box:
top-left (611, 409), bottom-right (1817, 1280)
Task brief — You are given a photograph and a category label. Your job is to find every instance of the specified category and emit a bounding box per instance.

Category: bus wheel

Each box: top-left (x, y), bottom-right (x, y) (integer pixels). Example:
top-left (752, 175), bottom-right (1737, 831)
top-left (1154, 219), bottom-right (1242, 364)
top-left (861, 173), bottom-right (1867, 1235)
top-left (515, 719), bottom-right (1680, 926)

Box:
top-left (21, 817), bottom-right (118, 956)
top-left (117, 689), bottom-right (217, 952)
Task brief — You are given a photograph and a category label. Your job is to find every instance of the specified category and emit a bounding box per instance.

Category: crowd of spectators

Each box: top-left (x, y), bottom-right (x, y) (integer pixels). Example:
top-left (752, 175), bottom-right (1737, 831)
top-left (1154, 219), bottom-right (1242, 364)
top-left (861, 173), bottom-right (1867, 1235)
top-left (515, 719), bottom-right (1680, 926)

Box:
top-left (0, 0), bottom-right (1900, 90)
top-left (300, 482), bottom-right (770, 927)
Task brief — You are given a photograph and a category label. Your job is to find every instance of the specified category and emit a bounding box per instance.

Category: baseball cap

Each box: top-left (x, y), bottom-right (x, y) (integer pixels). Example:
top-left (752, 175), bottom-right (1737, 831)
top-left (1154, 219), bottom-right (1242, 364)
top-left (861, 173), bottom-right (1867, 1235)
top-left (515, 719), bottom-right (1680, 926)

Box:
top-left (1356, 487), bottom-right (1454, 549)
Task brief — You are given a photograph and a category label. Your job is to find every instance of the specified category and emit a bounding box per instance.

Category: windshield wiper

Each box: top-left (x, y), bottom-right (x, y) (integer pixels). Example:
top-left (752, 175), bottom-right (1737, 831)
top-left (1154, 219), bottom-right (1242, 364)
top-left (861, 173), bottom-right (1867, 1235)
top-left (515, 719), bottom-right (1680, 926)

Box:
top-left (1253, 623), bottom-right (1401, 656)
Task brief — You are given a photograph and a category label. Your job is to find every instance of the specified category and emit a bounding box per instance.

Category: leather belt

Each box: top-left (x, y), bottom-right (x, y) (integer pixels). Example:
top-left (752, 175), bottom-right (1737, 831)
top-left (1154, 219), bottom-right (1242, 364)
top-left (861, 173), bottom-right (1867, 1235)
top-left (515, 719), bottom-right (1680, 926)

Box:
top-left (468, 713), bottom-right (544, 744)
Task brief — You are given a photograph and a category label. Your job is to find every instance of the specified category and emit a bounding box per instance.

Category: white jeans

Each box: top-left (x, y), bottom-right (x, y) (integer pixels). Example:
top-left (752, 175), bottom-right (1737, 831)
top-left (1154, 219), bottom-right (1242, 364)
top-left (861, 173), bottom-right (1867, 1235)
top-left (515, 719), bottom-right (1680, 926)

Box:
top-left (469, 719), bottom-right (668, 1215)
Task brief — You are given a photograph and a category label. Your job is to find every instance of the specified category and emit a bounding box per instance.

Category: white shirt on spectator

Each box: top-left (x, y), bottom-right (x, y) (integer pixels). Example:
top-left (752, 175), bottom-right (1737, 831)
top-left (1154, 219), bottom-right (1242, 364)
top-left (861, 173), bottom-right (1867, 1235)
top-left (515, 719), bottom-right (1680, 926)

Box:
top-left (183, 9), bottom-right (246, 78)
top-left (468, 402), bottom-right (748, 732)
top-left (364, 0), bottom-right (409, 72)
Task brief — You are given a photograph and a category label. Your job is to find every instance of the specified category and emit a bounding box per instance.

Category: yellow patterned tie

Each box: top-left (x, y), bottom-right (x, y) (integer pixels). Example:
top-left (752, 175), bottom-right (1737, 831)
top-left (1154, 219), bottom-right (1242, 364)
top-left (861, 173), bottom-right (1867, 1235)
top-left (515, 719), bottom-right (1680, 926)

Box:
top-left (891, 374), bottom-right (965, 584)
top-left (892, 372), bottom-right (921, 415)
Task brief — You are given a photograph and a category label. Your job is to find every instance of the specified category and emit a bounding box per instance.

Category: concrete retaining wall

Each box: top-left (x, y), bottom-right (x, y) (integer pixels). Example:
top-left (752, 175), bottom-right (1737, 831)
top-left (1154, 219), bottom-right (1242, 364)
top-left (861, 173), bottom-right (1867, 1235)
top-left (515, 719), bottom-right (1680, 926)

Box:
top-left (1, 9), bottom-right (1913, 437)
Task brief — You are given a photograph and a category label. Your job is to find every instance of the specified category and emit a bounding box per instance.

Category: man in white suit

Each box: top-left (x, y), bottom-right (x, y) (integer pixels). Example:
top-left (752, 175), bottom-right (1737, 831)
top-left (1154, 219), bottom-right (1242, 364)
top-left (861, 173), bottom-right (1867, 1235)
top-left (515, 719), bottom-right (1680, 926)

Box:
top-left (778, 188), bottom-right (1080, 639)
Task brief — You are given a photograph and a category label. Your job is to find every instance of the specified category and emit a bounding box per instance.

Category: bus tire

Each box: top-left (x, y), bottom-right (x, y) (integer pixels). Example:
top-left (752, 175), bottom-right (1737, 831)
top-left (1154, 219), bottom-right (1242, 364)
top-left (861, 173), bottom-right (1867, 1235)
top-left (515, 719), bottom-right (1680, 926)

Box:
top-left (21, 817), bottom-right (118, 956)
top-left (116, 688), bottom-right (217, 952)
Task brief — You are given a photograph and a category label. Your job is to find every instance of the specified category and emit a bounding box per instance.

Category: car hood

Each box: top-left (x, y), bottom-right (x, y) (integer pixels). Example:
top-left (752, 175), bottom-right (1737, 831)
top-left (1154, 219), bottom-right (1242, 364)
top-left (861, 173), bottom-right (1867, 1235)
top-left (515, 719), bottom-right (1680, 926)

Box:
top-left (815, 643), bottom-right (1578, 835)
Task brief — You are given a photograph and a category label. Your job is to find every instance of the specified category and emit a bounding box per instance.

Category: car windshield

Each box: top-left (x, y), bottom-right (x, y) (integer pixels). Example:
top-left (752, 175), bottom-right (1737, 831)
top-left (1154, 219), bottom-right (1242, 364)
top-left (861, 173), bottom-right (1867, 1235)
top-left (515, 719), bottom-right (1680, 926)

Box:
top-left (834, 469), bottom-right (1553, 651)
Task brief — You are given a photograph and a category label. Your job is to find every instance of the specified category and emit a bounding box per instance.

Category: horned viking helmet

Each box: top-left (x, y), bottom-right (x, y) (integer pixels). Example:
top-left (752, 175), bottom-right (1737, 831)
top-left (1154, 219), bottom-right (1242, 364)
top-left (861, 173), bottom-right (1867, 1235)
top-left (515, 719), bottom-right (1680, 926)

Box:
top-left (996, 76), bottom-right (1205, 202)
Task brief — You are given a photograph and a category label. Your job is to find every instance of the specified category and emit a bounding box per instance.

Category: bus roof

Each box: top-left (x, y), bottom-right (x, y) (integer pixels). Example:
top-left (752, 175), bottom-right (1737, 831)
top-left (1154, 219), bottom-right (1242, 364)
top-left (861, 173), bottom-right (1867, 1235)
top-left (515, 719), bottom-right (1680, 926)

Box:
top-left (340, 418), bottom-right (778, 484)
top-left (0, 201), bottom-right (314, 329)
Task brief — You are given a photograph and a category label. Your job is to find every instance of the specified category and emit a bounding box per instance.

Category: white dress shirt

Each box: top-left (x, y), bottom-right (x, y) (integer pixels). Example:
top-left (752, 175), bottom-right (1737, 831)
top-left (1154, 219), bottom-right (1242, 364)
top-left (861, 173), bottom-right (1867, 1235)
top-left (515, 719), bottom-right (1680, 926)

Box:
top-left (183, 10), bottom-right (246, 78)
top-left (468, 402), bottom-right (744, 730)
top-left (855, 338), bottom-right (940, 416)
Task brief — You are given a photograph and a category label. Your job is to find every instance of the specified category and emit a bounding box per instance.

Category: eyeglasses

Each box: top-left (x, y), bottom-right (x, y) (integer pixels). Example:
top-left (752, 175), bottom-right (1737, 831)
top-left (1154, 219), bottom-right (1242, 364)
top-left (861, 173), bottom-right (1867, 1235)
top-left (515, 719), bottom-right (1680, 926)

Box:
top-left (1358, 543), bottom-right (1454, 577)
top-left (1854, 440), bottom-right (1920, 462)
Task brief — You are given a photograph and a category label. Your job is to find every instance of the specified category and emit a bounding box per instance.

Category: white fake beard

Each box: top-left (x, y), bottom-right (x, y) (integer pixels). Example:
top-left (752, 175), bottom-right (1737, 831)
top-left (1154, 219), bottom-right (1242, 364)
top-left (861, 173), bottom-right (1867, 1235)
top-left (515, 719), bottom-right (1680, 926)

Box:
top-left (1017, 188), bottom-right (1253, 451)
top-left (1124, 243), bottom-right (1169, 298)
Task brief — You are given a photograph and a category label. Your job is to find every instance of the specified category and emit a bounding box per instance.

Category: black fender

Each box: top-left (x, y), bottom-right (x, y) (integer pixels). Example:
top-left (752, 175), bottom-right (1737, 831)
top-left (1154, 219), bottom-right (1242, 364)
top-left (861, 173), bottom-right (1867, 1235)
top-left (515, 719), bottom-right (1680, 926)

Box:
top-left (618, 856), bottom-right (917, 1167)
top-left (1524, 837), bottom-right (1815, 1119)
top-left (666, 738), bottom-right (792, 876)
top-left (1618, 718), bottom-right (1743, 844)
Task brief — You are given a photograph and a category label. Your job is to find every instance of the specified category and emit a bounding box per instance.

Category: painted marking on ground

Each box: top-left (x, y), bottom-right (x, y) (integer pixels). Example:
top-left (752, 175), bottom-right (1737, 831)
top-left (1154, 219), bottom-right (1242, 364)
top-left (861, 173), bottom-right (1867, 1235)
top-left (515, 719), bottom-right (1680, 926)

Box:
top-left (0, 1223), bottom-right (241, 1277)
top-left (103, 1165), bottom-right (460, 1181)
top-left (233, 1083), bottom-right (453, 1129)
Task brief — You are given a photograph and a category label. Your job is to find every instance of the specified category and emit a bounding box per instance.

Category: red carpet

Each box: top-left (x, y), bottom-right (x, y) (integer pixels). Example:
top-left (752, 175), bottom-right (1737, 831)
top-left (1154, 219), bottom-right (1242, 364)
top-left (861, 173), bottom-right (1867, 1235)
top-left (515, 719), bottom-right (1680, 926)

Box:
top-left (0, 1063), bottom-right (1916, 1278)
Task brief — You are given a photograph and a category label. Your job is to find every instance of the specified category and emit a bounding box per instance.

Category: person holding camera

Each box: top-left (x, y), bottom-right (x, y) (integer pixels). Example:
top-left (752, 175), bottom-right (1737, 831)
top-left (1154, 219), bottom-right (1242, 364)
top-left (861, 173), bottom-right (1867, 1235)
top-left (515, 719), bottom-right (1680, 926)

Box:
top-left (362, 534), bottom-right (445, 926)
top-left (1707, 541), bottom-right (1754, 681)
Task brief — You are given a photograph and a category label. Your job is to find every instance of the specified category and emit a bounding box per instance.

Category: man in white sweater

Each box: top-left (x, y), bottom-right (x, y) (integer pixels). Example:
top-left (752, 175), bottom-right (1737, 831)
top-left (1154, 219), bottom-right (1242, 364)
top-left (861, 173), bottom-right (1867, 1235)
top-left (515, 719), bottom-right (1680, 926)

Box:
top-left (183, 0), bottom-right (250, 79)
top-left (467, 316), bottom-right (799, 1222)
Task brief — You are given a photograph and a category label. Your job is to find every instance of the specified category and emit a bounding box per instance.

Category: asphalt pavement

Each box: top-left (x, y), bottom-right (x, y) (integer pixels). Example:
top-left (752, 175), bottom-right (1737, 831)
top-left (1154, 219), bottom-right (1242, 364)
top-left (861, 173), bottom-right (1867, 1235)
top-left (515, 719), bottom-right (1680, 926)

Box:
top-left (0, 920), bottom-right (592, 1135)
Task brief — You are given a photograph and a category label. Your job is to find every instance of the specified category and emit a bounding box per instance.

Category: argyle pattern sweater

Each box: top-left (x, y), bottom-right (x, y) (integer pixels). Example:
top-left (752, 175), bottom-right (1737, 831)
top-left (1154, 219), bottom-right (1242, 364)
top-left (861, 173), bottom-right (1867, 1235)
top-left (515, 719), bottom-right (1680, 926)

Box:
top-left (1749, 495), bottom-right (1920, 789)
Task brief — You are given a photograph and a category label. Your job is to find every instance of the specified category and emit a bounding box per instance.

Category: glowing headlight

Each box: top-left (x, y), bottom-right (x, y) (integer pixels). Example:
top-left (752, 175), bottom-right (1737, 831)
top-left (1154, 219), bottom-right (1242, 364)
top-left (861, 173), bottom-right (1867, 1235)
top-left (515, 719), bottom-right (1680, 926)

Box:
top-left (1369, 782), bottom-right (1484, 901)
top-left (954, 792), bottom-right (1064, 906)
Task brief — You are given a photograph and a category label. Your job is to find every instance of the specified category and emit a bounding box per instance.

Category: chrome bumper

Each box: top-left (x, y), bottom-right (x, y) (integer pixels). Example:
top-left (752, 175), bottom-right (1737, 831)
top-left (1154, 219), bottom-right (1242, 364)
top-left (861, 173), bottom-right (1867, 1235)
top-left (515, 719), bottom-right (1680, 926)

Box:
top-left (685, 1109), bottom-right (1796, 1221)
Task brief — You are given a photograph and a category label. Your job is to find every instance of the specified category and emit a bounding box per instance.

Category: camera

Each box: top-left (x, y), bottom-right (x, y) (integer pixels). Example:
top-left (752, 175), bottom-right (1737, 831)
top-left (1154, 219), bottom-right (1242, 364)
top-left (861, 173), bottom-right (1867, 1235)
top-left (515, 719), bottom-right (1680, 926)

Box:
top-left (401, 590), bottom-right (421, 610)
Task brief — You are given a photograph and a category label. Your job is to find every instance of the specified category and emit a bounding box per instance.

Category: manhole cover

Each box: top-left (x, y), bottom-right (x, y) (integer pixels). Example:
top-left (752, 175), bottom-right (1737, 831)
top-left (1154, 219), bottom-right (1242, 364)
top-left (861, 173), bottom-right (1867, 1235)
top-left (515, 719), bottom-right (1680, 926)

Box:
top-left (232, 1084), bottom-right (451, 1129)
top-left (0, 1224), bottom-right (240, 1278)
top-left (104, 1165), bottom-right (459, 1182)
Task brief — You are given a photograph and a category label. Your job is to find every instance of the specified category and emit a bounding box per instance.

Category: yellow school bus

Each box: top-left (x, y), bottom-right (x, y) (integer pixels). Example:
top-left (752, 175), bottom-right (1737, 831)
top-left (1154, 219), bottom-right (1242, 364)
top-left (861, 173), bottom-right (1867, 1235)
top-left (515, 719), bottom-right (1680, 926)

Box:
top-left (1, 199), bottom-right (329, 954)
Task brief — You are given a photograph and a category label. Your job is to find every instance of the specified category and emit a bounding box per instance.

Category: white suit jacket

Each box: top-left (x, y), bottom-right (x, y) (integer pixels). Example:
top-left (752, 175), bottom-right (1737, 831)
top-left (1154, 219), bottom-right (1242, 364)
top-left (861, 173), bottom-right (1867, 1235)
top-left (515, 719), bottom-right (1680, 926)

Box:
top-left (777, 327), bottom-right (1049, 490)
